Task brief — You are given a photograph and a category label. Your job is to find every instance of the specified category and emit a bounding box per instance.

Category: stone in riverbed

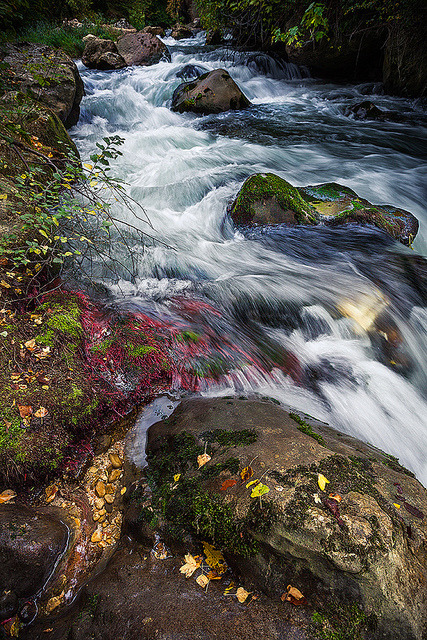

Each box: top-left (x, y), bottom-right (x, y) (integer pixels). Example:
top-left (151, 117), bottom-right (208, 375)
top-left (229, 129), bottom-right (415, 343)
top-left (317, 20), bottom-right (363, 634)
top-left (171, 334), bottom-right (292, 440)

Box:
top-left (171, 24), bottom-right (193, 40)
top-left (144, 397), bottom-right (427, 640)
top-left (229, 173), bottom-right (419, 244)
top-left (82, 36), bottom-right (126, 70)
top-left (171, 68), bottom-right (251, 115)
top-left (116, 31), bottom-right (170, 66)
top-left (0, 504), bottom-right (68, 599)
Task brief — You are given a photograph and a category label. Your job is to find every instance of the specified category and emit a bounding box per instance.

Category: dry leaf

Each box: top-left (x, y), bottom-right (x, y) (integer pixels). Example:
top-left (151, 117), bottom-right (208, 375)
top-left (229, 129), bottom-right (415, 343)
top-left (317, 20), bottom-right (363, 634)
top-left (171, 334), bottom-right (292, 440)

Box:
top-left (91, 530), bottom-right (103, 543)
top-left (393, 503), bottom-right (401, 509)
top-left (196, 574), bottom-right (210, 589)
top-left (197, 453), bottom-right (211, 468)
top-left (246, 479), bottom-right (259, 488)
top-left (236, 587), bottom-right (250, 603)
top-left (46, 593), bottom-right (63, 614)
top-left (282, 584), bottom-right (307, 605)
top-left (220, 477), bottom-right (237, 491)
top-left (18, 405), bottom-right (32, 419)
top-left (25, 338), bottom-right (36, 350)
top-left (329, 493), bottom-right (342, 502)
top-left (179, 554), bottom-right (201, 578)
top-left (203, 542), bottom-right (227, 573)
top-left (313, 493), bottom-right (322, 504)
top-left (206, 570), bottom-right (222, 580)
top-left (174, 473), bottom-right (181, 482)
top-left (0, 489), bottom-right (16, 503)
top-left (317, 473), bottom-right (330, 491)
top-left (223, 581), bottom-right (235, 595)
top-left (35, 406), bottom-right (48, 418)
top-left (45, 484), bottom-right (58, 503)
top-left (240, 466), bottom-right (254, 481)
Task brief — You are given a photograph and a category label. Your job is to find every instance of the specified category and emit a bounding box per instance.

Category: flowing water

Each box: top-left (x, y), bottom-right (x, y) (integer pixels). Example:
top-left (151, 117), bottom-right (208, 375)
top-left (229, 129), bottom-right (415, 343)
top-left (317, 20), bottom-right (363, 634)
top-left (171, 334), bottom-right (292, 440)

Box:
top-left (71, 34), bottom-right (427, 484)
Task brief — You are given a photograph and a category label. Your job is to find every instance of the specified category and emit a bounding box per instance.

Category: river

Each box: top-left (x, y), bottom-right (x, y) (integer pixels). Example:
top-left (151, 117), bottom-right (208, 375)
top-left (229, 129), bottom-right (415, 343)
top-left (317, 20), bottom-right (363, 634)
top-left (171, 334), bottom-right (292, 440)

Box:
top-left (71, 33), bottom-right (427, 485)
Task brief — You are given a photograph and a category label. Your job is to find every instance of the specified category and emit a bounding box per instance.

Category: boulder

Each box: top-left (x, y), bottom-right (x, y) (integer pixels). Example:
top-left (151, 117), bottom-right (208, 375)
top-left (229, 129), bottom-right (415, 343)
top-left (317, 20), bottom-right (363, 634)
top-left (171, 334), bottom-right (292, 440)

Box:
top-left (299, 182), bottom-right (419, 245)
top-left (229, 173), bottom-right (319, 226)
top-left (171, 24), bottom-right (193, 40)
top-left (229, 174), bottom-right (419, 244)
top-left (143, 397), bottom-right (427, 640)
top-left (343, 101), bottom-right (385, 120)
top-left (171, 68), bottom-right (251, 115)
top-left (82, 35), bottom-right (126, 70)
top-left (0, 504), bottom-right (68, 599)
top-left (176, 63), bottom-right (207, 81)
top-left (116, 31), bottom-right (170, 67)
top-left (142, 25), bottom-right (165, 37)
top-left (1, 43), bottom-right (84, 128)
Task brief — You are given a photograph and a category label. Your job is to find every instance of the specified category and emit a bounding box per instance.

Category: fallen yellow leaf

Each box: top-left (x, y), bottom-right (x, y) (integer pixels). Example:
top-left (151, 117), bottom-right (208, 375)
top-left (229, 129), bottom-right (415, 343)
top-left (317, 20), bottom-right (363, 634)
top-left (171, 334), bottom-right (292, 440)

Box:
top-left (317, 473), bottom-right (330, 491)
top-left (174, 473), bottom-right (181, 482)
top-left (240, 466), bottom-right (254, 481)
top-left (250, 482), bottom-right (269, 498)
top-left (179, 554), bottom-right (201, 578)
top-left (236, 587), bottom-right (250, 603)
top-left (196, 574), bottom-right (210, 588)
top-left (197, 453), bottom-right (211, 468)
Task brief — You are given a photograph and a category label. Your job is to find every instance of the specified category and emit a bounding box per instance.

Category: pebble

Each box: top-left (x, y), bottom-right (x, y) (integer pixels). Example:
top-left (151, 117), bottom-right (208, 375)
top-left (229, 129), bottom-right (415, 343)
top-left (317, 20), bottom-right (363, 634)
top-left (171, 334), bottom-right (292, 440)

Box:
top-left (108, 469), bottom-right (122, 483)
top-left (104, 493), bottom-right (114, 504)
top-left (109, 453), bottom-right (122, 469)
top-left (95, 481), bottom-right (106, 498)
top-left (95, 498), bottom-right (104, 510)
top-left (91, 530), bottom-right (102, 543)
top-left (105, 483), bottom-right (114, 494)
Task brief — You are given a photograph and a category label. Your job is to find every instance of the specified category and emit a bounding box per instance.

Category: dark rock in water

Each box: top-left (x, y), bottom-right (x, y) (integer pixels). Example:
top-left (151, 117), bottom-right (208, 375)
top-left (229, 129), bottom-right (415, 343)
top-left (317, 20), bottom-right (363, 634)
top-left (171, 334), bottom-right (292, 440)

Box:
top-left (0, 590), bottom-right (18, 621)
top-left (1, 43), bottom-right (84, 128)
top-left (343, 100), bottom-right (385, 119)
top-left (229, 173), bottom-right (319, 226)
top-left (205, 29), bottom-right (223, 45)
top-left (171, 24), bottom-right (193, 40)
top-left (172, 69), bottom-right (251, 115)
top-left (143, 397), bottom-right (427, 640)
top-left (0, 504), bottom-right (68, 599)
top-left (142, 25), bottom-right (165, 37)
top-left (82, 35), bottom-right (126, 70)
top-left (116, 31), bottom-right (170, 66)
top-left (299, 182), bottom-right (419, 245)
top-left (176, 64), bottom-right (207, 81)
top-left (230, 175), bottom-right (419, 245)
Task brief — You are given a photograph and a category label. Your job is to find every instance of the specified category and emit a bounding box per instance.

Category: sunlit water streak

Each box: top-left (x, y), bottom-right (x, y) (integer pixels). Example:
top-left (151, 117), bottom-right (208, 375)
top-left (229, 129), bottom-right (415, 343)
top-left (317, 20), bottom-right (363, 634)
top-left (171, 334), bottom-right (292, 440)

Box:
top-left (72, 36), bottom-right (427, 484)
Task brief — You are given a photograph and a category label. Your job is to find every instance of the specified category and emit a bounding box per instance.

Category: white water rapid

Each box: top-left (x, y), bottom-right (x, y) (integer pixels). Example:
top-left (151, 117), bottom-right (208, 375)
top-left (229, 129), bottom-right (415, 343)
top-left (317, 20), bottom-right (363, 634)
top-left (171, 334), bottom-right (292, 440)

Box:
top-left (71, 34), bottom-right (427, 484)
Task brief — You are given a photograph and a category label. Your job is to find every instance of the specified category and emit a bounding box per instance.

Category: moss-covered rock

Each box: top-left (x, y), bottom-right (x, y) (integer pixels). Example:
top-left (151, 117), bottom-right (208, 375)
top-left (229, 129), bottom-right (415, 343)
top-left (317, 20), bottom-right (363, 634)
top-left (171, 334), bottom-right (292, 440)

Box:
top-left (1, 42), bottom-right (84, 128)
top-left (228, 173), bottom-right (319, 226)
top-left (171, 68), bottom-right (251, 115)
top-left (299, 182), bottom-right (419, 245)
top-left (142, 397), bottom-right (427, 640)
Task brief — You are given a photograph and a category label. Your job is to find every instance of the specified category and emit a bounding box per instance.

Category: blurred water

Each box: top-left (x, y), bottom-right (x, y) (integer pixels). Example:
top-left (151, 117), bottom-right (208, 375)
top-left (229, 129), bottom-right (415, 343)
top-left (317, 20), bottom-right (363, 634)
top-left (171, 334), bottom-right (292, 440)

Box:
top-left (72, 36), bottom-right (427, 484)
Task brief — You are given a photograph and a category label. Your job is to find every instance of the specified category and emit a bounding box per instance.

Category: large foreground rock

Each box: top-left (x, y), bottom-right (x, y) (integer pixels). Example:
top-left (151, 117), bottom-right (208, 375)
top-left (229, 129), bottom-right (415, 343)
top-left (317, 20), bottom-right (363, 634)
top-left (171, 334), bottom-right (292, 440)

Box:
top-left (0, 504), bottom-right (68, 600)
top-left (1, 43), bottom-right (84, 128)
top-left (229, 173), bottom-right (419, 245)
top-left (143, 397), bottom-right (427, 640)
top-left (172, 68), bottom-right (251, 114)
top-left (116, 31), bottom-right (170, 66)
top-left (82, 35), bottom-right (126, 70)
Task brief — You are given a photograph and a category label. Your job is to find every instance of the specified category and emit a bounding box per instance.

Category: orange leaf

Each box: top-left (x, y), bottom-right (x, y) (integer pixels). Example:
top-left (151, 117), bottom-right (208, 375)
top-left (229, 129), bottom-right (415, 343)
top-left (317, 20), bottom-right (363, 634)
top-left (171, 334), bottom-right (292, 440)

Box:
top-left (281, 584), bottom-right (307, 605)
top-left (34, 406), bottom-right (48, 418)
top-left (240, 466), bottom-right (254, 481)
top-left (220, 478), bottom-right (237, 491)
top-left (329, 494), bottom-right (342, 502)
top-left (18, 405), bottom-right (32, 419)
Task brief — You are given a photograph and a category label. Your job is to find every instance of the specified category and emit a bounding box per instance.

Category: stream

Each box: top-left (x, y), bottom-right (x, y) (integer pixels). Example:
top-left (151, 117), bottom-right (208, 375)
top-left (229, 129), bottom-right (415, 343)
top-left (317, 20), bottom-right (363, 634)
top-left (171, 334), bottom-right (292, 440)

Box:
top-left (71, 33), bottom-right (427, 485)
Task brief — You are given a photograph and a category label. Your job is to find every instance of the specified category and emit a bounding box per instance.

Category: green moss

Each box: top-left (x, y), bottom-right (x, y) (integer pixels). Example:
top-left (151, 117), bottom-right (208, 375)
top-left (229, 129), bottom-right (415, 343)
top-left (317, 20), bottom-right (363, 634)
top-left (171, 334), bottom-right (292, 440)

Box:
top-left (381, 453), bottom-right (415, 478)
top-left (289, 412), bottom-right (325, 446)
top-left (231, 173), bottom-right (318, 225)
top-left (311, 602), bottom-right (377, 640)
top-left (200, 428), bottom-right (258, 447)
top-left (127, 344), bottom-right (155, 358)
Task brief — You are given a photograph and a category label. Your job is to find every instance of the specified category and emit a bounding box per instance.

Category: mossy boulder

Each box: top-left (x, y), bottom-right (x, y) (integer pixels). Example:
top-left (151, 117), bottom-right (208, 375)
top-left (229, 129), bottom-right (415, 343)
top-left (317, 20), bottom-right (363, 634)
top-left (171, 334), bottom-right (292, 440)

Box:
top-left (1, 43), bottom-right (84, 128)
top-left (228, 173), bottom-right (319, 226)
top-left (142, 397), bottom-right (427, 640)
top-left (299, 182), bottom-right (419, 245)
top-left (171, 69), bottom-right (251, 115)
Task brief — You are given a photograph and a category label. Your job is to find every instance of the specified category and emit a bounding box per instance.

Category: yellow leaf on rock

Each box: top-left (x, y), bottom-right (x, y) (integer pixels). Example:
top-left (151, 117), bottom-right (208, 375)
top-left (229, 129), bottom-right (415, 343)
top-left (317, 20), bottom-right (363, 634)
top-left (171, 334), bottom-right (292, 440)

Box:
top-left (174, 473), bottom-right (181, 482)
top-left (317, 473), bottom-right (330, 491)
top-left (240, 466), bottom-right (254, 481)
top-left (197, 453), bottom-right (211, 468)
top-left (236, 587), bottom-right (250, 603)
top-left (196, 574), bottom-right (210, 589)
top-left (250, 482), bottom-right (269, 498)
top-left (246, 479), bottom-right (259, 488)
top-left (179, 553), bottom-right (201, 578)
top-left (202, 542), bottom-right (227, 573)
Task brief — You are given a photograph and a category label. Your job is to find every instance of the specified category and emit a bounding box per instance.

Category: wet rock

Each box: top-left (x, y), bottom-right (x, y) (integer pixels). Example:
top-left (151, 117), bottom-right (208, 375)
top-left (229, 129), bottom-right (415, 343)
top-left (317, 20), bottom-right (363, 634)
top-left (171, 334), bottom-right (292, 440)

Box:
top-left (0, 504), bottom-right (68, 599)
top-left (116, 31), bottom-right (170, 66)
top-left (69, 540), bottom-right (311, 640)
top-left (108, 468), bottom-right (122, 483)
top-left (82, 36), bottom-right (126, 70)
top-left (142, 25), bottom-right (165, 37)
top-left (299, 182), bottom-right (419, 245)
top-left (176, 63), bottom-right (207, 81)
top-left (0, 590), bottom-right (18, 621)
top-left (109, 453), bottom-right (123, 469)
top-left (95, 481), bottom-right (106, 498)
top-left (172, 68), bottom-right (251, 115)
top-left (144, 397), bottom-right (427, 640)
top-left (229, 173), bottom-right (319, 226)
top-left (171, 24), bottom-right (193, 40)
top-left (343, 100), bottom-right (385, 120)
top-left (1, 43), bottom-right (84, 128)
